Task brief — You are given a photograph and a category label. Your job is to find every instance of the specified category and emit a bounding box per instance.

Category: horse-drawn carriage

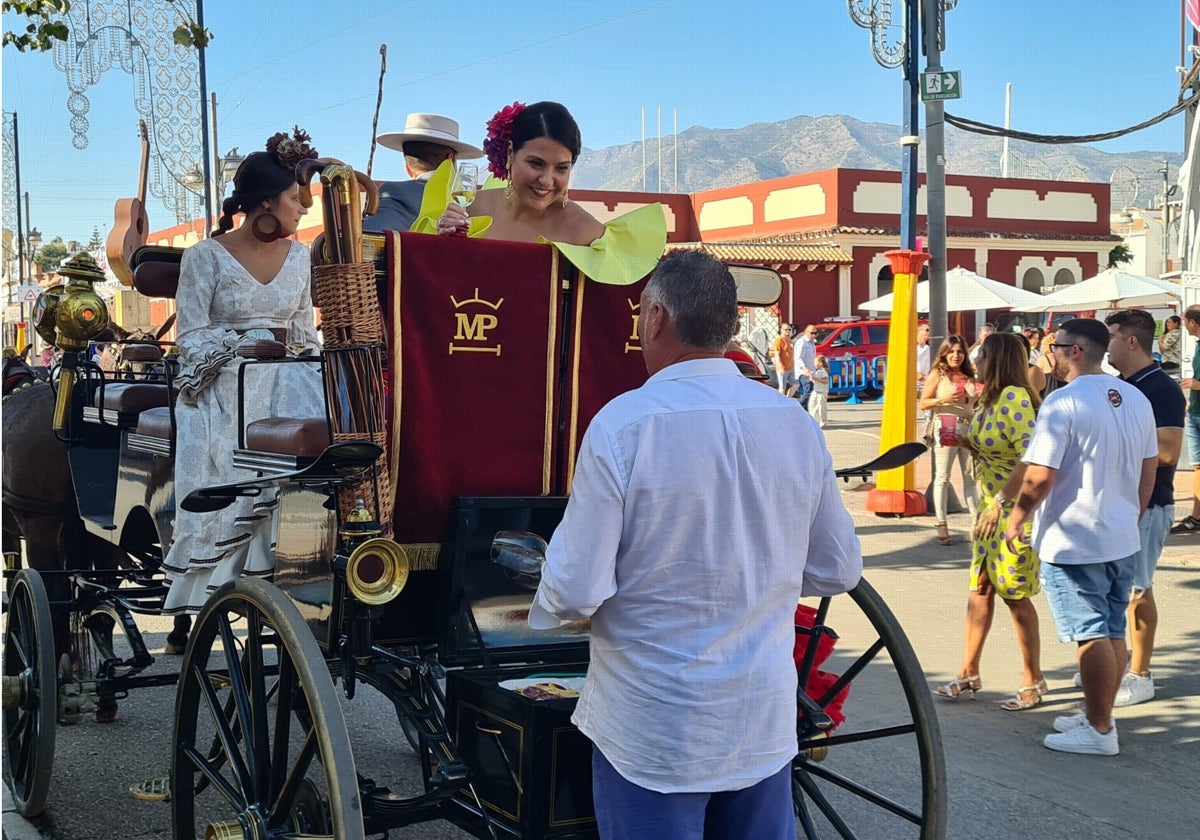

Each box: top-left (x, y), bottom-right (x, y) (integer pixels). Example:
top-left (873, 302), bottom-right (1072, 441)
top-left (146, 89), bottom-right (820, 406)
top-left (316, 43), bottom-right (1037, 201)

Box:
top-left (2, 168), bottom-right (945, 839)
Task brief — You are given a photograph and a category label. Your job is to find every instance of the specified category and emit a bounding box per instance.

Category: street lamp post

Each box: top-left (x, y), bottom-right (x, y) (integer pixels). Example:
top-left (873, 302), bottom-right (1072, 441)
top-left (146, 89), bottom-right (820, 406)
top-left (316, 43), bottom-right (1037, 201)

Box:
top-left (1159, 160), bottom-right (1180, 277)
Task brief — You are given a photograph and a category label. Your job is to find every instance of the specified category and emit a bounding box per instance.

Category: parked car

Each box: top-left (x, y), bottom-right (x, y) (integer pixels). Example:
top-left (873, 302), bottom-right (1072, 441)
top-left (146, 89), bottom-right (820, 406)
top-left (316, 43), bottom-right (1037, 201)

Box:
top-left (811, 317), bottom-right (909, 361)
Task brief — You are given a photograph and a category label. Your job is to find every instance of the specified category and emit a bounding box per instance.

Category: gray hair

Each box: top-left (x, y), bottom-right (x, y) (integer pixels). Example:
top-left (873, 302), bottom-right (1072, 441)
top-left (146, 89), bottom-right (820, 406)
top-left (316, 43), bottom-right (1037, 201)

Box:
top-left (643, 250), bottom-right (738, 350)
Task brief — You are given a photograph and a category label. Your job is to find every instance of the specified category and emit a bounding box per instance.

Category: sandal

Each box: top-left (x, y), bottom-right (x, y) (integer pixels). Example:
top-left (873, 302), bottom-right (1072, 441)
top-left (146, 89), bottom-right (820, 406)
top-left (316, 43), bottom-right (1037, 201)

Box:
top-left (129, 776), bottom-right (171, 802)
top-left (934, 674), bottom-right (981, 699)
top-left (1000, 679), bottom-right (1048, 711)
top-left (936, 523), bottom-right (953, 546)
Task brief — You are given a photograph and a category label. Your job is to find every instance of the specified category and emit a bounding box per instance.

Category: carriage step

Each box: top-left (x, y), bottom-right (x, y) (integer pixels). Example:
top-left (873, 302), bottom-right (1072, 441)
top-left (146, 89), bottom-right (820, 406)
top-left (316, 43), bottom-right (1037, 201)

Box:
top-left (68, 448), bottom-right (118, 531)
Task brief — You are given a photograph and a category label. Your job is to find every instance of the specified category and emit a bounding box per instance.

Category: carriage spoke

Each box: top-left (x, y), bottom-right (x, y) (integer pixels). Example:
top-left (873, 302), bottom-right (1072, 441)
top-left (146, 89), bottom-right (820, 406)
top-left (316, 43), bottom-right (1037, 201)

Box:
top-left (799, 760), bottom-right (922, 824)
top-left (179, 741), bottom-right (246, 807)
top-left (795, 767), bottom-right (859, 840)
top-left (243, 608), bottom-right (271, 799)
top-left (267, 727), bottom-right (320, 829)
top-left (192, 656), bottom-right (252, 804)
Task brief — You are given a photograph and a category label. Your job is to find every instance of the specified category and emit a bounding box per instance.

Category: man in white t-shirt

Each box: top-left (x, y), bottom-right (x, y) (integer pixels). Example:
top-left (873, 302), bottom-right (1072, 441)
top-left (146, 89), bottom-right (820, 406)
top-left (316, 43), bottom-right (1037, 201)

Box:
top-left (915, 323), bottom-right (931, 391)
top-left (1005, 319), bottom-right (1156, 757)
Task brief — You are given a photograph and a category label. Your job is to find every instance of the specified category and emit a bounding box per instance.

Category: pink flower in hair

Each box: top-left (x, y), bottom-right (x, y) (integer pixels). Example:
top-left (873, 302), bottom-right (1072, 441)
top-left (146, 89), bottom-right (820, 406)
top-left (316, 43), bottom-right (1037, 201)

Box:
top-left (483, 101), bottom-right (525, 179)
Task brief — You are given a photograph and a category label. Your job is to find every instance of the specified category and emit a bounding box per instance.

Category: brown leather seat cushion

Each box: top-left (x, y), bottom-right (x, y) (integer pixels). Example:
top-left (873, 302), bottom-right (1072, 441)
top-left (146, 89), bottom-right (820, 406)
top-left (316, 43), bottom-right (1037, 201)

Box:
top-left (101, 383), bottom-right (170, 413)
top-left (119, 343), bottom-right (164, 363)
top-left (244, 417), bottom-right (330, 458)
top-left (136, 406), bottom-right (173, 439)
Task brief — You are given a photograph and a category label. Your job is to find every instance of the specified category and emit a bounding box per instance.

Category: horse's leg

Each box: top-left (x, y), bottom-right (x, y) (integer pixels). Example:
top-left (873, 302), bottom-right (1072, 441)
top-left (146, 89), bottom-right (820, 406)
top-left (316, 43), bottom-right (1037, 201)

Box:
top-left (165, 615), bottom-right (192, 655)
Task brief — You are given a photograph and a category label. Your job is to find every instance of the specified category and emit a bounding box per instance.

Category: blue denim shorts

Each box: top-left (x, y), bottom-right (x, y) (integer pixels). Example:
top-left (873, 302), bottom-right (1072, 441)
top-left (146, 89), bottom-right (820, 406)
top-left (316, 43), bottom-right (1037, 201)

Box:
top-left (1040, 557), bottom-right (1135, 643)
top-left (1186, 413), bottom-right (1200, 469)
top-left (1131, 505), bottom-right (1174, 593)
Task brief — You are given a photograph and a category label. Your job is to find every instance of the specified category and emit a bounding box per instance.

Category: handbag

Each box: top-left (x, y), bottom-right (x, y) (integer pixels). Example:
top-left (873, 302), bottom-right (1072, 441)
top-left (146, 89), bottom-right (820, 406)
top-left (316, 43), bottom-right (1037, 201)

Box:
top-left (922, 411), bottom-right (935, 447)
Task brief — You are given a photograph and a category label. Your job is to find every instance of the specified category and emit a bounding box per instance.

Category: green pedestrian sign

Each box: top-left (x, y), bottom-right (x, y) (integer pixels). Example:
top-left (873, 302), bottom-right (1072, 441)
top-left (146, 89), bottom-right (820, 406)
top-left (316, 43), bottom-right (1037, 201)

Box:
top-left (920, 71), bottom-right (961, 102)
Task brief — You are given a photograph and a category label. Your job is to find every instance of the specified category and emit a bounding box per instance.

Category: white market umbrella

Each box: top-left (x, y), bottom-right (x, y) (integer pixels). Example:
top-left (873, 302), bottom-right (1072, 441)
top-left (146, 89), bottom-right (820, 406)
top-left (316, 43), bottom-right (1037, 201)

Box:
top-left (1015, 268), bottom-right (1180, 312)
top-left (858, 267), bottom-right (1048, 313)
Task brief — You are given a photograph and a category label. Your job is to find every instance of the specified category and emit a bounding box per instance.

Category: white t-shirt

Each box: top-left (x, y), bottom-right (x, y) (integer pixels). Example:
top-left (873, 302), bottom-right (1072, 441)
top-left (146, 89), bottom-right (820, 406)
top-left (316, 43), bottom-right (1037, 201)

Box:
top-left (1022, 374), bottom-right (1157, 565)
top-left (530, 358), bottom-right (862, 793)
top-left (916, 342), bottom-right (931, 378)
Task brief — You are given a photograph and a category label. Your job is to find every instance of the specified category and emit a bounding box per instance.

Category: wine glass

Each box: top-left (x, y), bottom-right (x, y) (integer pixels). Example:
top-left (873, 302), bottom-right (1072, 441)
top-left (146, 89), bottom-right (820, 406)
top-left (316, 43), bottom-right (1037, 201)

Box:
top-left (451, 162), bottom-right (478, 209)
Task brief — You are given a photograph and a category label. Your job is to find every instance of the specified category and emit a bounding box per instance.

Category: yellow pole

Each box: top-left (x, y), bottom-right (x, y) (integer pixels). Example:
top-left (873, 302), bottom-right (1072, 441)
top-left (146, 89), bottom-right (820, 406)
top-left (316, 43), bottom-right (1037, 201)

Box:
top-left (867, 249), bottom-right (930, 516)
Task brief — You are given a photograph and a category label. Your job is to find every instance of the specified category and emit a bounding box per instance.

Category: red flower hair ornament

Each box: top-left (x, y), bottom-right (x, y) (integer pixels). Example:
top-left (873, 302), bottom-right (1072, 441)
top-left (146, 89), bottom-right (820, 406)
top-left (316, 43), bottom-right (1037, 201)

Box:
top-left (483, 102), bottom-right (525, 179)
top-left (265, 125), bottom-right (319, 172)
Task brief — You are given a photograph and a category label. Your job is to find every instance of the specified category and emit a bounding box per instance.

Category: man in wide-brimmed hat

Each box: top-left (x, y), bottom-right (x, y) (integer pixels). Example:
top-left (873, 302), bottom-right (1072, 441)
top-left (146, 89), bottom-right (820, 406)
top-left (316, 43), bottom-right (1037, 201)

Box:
top-left (364, 113), bottom-right (484, 232)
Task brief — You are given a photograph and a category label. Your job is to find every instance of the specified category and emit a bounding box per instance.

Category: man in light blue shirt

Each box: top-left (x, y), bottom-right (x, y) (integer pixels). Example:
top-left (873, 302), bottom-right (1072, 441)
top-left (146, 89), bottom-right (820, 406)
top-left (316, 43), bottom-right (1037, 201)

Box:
top-left (794, 323), bottom-right (818, 409)
top-left (530, 250), bottom-right (862, 839)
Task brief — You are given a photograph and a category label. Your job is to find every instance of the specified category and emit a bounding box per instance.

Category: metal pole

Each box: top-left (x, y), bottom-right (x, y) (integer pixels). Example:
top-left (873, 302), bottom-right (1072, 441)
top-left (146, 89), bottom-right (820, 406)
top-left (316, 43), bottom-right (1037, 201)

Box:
top-left (195, 0), bottom-right (214, 236)
top-left (1001, 83), bottom-right (1011, 177)
top-left (1162, 160), bottom-right (1171, 275)
top-left (899, 0), bottom-right (919, 250)
top-left (211, 91), bottom-right (221, 205)
top-left (12, 112), bottom-right (28, 349)
top-left (922, 0), bottom-right (949, 346)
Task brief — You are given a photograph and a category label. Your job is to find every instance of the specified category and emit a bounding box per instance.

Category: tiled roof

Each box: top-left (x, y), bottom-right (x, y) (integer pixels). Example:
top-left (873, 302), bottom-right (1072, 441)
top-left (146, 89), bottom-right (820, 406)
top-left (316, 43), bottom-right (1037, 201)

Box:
top-left (670, 241), bottom-right (854, 265)
top-left (743, 226), bottom-right (1121, 244)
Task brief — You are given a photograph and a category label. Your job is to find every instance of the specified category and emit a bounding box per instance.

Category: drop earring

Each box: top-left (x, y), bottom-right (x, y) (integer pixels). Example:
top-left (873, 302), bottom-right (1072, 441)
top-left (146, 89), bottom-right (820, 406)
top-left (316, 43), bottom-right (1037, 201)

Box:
top-left (251, 212), bottom-right (282, 242)
top-left (561, 188), bottom-right (569, 208)
top-left (504, 158), bottom-right (514, 201)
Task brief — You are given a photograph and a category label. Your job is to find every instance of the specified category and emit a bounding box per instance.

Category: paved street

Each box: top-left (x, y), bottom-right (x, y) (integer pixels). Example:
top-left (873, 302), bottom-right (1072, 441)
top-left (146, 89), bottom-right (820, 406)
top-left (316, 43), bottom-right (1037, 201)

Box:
top-left (4, 397), bottom-right (1198, 839)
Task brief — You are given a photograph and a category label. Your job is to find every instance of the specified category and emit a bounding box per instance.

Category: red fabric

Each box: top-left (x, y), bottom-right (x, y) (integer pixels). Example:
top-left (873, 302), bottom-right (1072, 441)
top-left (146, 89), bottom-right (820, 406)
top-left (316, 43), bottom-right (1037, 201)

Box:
top-left (793, 603), bottom-right (850, 729)
top-left (1189, 0), bottom-right (1200, 32)
top-left (560, 274), bottom-right (652, 490)
top-left (723, 347), bottom-right (758, 369)
top-left (386, 232), bottom-right (562, 543)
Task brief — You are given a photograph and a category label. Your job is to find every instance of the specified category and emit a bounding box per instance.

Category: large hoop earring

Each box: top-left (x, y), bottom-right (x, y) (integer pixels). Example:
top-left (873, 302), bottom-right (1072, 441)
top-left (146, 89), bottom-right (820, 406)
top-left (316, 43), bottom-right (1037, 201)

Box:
top-left (251, 212), bottom-right (282, 243)
top-left (561, 188), bottom-right (569, 208)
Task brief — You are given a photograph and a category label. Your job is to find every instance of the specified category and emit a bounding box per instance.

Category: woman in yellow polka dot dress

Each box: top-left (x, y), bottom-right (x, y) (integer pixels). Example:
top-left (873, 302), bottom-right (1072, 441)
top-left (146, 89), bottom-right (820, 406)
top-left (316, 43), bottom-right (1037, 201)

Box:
top-left (934, 332), bottom-right (1046, 711)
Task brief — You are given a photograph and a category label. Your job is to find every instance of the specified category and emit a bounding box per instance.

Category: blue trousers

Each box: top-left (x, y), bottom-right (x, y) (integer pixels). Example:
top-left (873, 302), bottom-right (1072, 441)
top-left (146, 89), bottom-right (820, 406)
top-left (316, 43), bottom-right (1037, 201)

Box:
top-left (591, 747), bottom-right (796, 840)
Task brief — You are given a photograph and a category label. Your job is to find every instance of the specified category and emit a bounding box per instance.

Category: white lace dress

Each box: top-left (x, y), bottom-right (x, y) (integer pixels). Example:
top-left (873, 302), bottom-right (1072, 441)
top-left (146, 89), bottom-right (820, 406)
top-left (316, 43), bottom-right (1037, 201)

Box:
top-left (162, 238), bottom-right (324, 614)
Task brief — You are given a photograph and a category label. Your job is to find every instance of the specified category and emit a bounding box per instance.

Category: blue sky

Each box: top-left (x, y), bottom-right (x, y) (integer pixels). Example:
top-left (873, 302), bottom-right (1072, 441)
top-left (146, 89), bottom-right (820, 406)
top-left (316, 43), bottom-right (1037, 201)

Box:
top-left (2, 0), bottom-right (1192, 245)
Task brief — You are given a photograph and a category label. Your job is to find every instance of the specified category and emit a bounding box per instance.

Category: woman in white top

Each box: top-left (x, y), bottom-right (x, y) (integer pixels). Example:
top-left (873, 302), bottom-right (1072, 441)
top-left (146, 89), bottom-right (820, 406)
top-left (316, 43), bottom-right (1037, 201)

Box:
top-left (919, 336), bottom-right (979, 545)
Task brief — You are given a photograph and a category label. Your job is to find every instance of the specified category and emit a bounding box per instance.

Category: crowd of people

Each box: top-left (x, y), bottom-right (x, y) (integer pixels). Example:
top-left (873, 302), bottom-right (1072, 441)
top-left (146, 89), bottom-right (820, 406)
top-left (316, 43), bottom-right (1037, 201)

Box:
top-left (921, 310), bottom-right (1194, 756)
top-left (111, 92), bottom-right (1195, 832)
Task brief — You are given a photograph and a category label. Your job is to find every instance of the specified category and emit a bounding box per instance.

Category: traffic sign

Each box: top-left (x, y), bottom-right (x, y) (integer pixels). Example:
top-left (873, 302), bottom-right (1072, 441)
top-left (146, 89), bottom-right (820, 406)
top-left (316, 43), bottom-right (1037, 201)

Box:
top-left (18, 285), bottom-right (41, 303)
top-left (920, 71), bottom-right (961, 102)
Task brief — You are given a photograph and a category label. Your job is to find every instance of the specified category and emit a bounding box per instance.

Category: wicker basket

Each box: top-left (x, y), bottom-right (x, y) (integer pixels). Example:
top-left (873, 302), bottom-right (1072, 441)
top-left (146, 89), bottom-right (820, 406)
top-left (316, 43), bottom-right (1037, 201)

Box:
top-left (312, 261), bottom-right (391, 535)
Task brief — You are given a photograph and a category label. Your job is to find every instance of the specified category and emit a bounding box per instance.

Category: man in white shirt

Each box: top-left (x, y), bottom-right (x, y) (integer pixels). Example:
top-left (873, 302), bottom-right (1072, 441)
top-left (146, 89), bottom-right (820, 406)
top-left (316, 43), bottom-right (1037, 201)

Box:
top-left (1005, 319), bottom-right (1157, 757)
top-left (530, 251), bottom-right (862, 839)
top-left (915, 322), bottom-right (932, 391)
top-left (794, 323), bottom-right (818, 408)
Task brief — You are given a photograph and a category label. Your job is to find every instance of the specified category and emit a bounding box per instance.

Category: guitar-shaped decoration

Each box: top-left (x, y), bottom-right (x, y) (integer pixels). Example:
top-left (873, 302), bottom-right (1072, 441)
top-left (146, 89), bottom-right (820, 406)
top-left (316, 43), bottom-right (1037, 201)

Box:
top-left (107, 120), bottom-right (151, 286)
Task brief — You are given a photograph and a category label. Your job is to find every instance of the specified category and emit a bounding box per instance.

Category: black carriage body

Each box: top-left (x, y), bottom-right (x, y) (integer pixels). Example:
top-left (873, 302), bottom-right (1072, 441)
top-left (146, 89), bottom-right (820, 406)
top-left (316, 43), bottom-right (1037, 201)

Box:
top-left (441, 496), bottom-right (598, 840)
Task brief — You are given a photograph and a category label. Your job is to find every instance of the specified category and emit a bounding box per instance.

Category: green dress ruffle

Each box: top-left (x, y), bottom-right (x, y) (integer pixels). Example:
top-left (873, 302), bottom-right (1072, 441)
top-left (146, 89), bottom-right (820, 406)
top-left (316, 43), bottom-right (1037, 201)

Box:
top-left (410, 161), bottom-right (666, 286)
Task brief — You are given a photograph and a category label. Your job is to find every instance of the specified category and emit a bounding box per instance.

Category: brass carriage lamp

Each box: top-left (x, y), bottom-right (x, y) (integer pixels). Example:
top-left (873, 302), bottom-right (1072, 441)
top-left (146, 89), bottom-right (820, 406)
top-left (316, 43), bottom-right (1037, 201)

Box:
top-left (37, 251), bottom-right (111, 432)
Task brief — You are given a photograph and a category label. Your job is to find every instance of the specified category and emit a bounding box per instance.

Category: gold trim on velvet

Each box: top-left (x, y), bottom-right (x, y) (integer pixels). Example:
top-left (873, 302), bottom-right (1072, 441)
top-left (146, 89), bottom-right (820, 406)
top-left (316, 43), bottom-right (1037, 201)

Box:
top-left (566, 273), bottom-right (587, 492)
top-left (388, 230), bottom-right (404, 497)
top-left (543, 249), bottom-right (559, 496)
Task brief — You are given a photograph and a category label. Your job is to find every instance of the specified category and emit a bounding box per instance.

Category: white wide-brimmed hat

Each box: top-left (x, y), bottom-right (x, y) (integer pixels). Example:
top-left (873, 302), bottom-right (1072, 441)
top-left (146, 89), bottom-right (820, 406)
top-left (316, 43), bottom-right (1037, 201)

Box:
top-left (377, 113), bottom-right (484, 159)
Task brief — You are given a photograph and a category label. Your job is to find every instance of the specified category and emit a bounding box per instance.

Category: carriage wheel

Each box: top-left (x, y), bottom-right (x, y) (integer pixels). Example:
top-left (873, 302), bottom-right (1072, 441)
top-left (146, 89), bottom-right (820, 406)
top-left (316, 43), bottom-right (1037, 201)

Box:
top-left (793, 578), bottom-right (946, 839)
top-left (171, 579), bottom-right (364, 840)
top-left (2, 568), bottom-right (57, 817)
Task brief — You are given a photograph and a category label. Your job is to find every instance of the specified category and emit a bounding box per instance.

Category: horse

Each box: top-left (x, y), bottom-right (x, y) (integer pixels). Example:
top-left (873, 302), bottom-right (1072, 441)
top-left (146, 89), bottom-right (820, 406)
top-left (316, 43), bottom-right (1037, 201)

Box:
top-left (2, 361), bottom-right (191, 724)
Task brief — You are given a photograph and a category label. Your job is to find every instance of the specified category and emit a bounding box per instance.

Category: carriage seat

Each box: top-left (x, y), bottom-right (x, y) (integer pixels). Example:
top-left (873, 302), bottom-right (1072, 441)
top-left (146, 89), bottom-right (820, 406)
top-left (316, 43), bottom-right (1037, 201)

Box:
top-left (135, 406), bottom-right (173, 439)
top-left (243, 417), bottom-right (331, 458)
top-left (100, 382), bottom-right (171, 414)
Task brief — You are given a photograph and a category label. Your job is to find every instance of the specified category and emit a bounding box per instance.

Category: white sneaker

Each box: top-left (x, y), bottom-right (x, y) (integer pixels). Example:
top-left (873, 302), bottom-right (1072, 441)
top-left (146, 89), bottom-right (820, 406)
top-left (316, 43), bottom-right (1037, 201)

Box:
top-left (1052, 711), bottom-right (1115, 733)
top-left (1044, 722), bottom-right (1119, 756)
top-left (1113, 671), bottom-right (1154, 707)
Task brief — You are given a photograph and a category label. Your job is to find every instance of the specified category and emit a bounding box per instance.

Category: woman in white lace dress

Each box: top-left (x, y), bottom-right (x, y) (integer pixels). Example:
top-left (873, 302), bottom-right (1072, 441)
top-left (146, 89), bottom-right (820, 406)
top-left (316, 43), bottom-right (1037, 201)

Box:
top-left (162, 129), bottom-right (325, 614)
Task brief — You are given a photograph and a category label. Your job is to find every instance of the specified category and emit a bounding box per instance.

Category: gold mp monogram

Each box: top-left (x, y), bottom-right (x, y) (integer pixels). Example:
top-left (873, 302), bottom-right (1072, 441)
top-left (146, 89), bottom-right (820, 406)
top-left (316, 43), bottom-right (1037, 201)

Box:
top-left (449, 288), bottom-right (504, 356)
top-left (625, 298), bottom-right (641, 354)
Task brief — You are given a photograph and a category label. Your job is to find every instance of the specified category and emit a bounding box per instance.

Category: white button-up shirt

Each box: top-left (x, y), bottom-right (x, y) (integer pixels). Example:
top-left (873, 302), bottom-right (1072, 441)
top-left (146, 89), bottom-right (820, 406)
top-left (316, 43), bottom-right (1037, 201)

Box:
top-left (529, 358), bottom-right (862, 793)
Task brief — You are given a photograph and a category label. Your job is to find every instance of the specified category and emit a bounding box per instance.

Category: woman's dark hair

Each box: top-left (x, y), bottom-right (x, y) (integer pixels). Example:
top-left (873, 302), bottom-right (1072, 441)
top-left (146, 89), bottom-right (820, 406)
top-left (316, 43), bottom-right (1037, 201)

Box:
top-left (1165, 315), bottom-right (1181, 329)
top-left (977, 332), bottom-right (1041, 410)
top-left (511, 101), bottom-right (582, 162)
top-left (214, 151), bottom-right (297, 237)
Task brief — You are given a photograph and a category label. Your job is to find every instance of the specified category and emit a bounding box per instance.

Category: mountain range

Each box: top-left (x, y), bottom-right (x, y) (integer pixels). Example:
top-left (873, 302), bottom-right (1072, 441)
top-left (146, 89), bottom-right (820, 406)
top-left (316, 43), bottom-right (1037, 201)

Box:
top-left (571, 114), bottom-right (1183, 211)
